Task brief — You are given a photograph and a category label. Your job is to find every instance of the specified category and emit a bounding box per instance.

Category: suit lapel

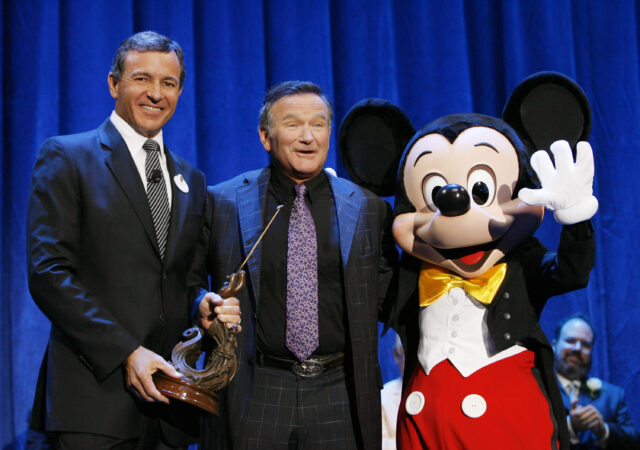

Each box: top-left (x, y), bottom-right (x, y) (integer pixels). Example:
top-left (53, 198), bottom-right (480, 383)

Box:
top-left (237, 168), bottom-right (270, 302)
top-left (559, 382), bottom-right (572, 411)
top-left (99, 120), bottom-right (159, 256)
top-left (578, 385), bottom-right (593, 405)
top-left (329, 176), bottom-right (361, 267)
top-left (558, 379), bottom-right (592, 410)
top-left (163, 149), bottom-right (188, 264)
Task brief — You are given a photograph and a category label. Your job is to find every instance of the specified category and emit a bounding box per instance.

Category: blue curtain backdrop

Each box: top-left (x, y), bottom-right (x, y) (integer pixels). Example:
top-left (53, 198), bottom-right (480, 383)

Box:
top-left (2, 0), bottom-right (639, 447)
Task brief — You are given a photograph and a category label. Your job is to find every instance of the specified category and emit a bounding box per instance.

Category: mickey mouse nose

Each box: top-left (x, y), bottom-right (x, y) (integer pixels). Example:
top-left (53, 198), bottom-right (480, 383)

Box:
top-left (436, 184), bottom-right (470, 217)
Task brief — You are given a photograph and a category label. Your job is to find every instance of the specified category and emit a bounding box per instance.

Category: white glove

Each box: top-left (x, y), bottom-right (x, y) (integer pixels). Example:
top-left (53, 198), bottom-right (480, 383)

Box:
top-left (518, 140), bottom-right (598, 225)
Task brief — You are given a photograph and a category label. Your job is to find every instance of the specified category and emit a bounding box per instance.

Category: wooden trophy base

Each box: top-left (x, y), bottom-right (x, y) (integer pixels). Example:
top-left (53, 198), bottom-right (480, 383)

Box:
top-left (153, 371), bottom-right (219, 415)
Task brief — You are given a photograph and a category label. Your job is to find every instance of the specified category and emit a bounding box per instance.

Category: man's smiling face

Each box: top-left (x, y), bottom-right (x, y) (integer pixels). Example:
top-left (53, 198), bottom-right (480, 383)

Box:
top-left (259, 93), bottom-right (331, 183)
top-left (108, 50), bottom-right (182, 138)
top-left (554, 318), bottom-right (594, 380)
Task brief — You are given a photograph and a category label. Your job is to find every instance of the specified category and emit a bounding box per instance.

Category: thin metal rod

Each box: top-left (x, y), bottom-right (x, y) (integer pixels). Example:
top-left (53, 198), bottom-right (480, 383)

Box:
top-left (235, 205), bottom-right (283, 272)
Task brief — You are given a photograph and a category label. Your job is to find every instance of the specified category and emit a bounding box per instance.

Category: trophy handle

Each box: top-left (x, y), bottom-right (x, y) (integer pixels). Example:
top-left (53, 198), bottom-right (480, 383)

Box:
top-left (218, 271), bottom-right (246, 300)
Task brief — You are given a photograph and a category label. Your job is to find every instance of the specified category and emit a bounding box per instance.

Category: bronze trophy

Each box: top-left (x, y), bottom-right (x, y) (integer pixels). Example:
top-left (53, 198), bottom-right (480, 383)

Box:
top-left (153, 206), bottom-right (282, 415)
top-left (152, 271), bottom-right (244, 414)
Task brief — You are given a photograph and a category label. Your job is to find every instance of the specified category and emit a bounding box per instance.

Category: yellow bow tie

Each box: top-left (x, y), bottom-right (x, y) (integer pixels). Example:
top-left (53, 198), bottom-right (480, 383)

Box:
top-left (418, 263), bottom-right (507, 306)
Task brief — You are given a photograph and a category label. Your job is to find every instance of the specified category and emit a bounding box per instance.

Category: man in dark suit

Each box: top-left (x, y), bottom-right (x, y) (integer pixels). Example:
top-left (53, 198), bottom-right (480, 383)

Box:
top-left (27, 31), bottom-right (239, 449)
top-left (554, 315), bottom-right (640, 449)
top-left (191, 81), bottom-right (397, 449)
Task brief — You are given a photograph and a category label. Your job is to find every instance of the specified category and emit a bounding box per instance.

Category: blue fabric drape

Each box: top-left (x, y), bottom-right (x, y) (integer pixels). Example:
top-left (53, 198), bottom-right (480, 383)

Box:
top-left (2, 0), bottom-right (639, 447)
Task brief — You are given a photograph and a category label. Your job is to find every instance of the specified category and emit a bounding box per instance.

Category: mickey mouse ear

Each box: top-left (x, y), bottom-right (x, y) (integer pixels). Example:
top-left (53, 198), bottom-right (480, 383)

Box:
top-left (338, 98), bottom-right (415, 196)
top-left (502, 72), bottom-right (591, 154)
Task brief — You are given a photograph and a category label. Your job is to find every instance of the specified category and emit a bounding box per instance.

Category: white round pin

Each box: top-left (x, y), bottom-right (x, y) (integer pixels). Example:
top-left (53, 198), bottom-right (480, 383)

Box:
top-left (405, 391), bottom-right (425, 415)
top-left (174, 174), bottom-right (189, 193)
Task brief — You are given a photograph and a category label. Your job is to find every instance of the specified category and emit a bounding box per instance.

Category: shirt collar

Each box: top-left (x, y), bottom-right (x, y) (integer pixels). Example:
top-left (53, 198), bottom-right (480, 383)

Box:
top-left (269, 167), bottom-right (328, 204)
top-left (109, 110), bottom-right (164, 154)
top-left (557, 373), bottom-right (581, 392)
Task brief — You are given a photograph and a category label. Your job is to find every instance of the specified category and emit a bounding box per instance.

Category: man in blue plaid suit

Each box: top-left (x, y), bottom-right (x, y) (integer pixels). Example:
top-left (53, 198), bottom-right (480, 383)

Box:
top-left (191, 81), bottom-right (398, 449)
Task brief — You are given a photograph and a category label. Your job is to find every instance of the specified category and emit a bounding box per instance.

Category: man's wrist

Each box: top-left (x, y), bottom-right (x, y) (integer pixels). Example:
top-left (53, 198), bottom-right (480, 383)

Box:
top-left (595, 422), bottom-right (609, 448)
top-left (567, 415), bottom-right (579, 444)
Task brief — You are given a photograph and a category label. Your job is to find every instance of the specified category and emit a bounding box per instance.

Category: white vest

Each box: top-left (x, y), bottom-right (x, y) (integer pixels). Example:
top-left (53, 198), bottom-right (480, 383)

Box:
top-left (418, 287), bottom-right (525, 377)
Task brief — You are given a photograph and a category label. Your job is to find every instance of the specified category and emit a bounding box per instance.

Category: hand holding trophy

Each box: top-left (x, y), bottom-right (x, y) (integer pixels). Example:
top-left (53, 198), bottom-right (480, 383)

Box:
top-left (153, 206), bottom-right (283, 414)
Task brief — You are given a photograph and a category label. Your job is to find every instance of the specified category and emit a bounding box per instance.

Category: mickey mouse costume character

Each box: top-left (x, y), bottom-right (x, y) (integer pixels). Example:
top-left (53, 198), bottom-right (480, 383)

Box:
top-left (338, 73), bottom-right (597, 450)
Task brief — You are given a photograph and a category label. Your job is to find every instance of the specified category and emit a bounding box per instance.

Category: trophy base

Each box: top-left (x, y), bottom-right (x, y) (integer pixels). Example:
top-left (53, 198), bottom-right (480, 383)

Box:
top-left (153, 372), bottom-right (219, 415)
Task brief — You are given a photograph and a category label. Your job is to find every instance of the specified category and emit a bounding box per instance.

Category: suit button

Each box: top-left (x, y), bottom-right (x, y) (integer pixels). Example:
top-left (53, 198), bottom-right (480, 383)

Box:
top-left (162, 272), bottom-right (167, 280)
top-left (504, 332), bottom-right (511, 341)
top-left (503, 292), bottom-right (510, 299)
top-left (462, 394), bottom-right (487, 418)
top-left (159, 313), bottom-right (165, 322)
top-left (503, 312), bottom-right (511, 320)
top-left (405, 391), bottom-right (425, 415)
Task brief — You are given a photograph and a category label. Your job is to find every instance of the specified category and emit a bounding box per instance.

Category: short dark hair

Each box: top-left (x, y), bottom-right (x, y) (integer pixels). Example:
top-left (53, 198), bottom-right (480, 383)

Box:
top-left (258, 81), bottom-right (333, 132)
top-left (554, 313), bottom-right (596, 344)
top-left (110, 31), bottom-right (185, 88)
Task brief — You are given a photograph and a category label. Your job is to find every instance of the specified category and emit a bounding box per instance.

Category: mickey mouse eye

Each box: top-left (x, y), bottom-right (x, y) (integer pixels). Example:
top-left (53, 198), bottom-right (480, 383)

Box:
top-left (467, 166), bottom-right (495, 207)
top-left (422, 174), bottom-right (447, 212)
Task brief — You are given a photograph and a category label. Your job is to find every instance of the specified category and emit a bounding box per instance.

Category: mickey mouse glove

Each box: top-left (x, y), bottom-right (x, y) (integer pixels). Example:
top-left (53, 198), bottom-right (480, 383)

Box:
top-left (518, 140), bottom-right (598, 225)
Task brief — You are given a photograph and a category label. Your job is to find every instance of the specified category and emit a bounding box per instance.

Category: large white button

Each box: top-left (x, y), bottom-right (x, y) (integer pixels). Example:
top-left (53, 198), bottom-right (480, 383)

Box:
top-left (405, 391), bottom-right (425, 415)
top-left (461, 394), bottom-right (487, 418)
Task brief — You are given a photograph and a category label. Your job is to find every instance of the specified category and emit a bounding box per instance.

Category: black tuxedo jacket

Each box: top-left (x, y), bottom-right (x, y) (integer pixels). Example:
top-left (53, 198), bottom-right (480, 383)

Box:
top-left (391, 222), bottom-right (596, 450)
top-left (190, 167), bottom-right (397, 449)
top-left (27, 119), bottom-right (206, 441)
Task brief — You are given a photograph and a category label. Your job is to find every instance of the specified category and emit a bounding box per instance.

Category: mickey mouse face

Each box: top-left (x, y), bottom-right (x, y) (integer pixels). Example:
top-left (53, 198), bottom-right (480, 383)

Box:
top-left (338, 72), bottom-right (591, 279)
top-left (393, 125), bottom-right (544, 278)
top-left (403, 127), bottom-right (518, 227)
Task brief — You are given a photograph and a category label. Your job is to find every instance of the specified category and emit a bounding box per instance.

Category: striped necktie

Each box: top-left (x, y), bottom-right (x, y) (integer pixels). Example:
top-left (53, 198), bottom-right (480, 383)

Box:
top-left (142, 139), bottom-right (170, 259)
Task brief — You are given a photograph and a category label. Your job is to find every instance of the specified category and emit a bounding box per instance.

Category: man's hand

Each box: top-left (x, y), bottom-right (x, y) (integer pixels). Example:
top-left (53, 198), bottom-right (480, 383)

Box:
top-left (199, 292), bottom-right (242, 332)
top-left (570, 399), bottom-right (607, 438)
top-left (125, 346), bottom-right (182, 403)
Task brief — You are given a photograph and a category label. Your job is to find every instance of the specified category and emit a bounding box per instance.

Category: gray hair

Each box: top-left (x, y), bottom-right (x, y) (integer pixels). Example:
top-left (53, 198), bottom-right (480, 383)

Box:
top-left (110, 31), bottom-right (185, 88)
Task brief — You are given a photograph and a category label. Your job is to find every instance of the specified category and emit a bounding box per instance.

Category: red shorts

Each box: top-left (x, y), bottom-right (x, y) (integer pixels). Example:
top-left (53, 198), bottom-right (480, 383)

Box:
top-left (397, 350), bottom-right (558, 450)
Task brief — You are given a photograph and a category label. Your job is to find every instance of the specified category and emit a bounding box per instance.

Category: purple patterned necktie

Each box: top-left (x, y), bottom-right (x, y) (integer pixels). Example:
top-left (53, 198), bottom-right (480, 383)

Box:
top-left (286, 183), bottom-right (319, 361)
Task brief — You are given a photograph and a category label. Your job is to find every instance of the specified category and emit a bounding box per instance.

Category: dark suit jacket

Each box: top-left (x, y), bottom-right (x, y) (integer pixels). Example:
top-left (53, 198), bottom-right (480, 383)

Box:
top-left (391, 222), bottom-right (596, 450)
top-left (191, 167), bottom-right (397, 450)
top-left (560, 379), bottom-right (640, 449)
top-left (27, 119), bottom-right (207, 441)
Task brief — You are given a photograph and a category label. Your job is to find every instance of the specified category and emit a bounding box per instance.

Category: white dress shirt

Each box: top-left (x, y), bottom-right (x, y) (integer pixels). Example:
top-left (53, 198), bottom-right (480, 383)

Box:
top-left (557, 373), bottom-right (581, 401)
top-left (109, 111), bottom-right (172, 206)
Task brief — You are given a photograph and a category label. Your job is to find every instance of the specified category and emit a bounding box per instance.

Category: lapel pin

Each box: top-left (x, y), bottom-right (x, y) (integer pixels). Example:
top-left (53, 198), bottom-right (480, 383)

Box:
top-left (174, 174), bottom-right (189, 193)
top-left (324, 167), bottom-right (337, 177)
